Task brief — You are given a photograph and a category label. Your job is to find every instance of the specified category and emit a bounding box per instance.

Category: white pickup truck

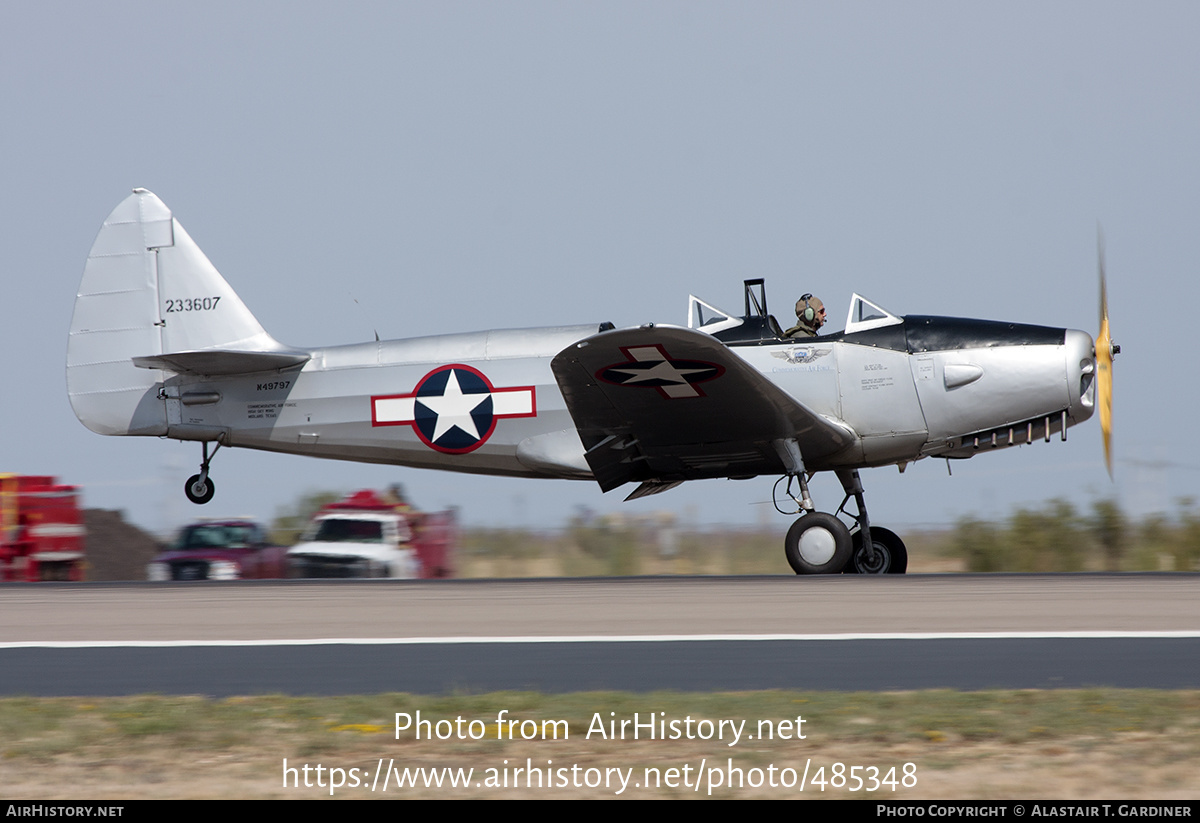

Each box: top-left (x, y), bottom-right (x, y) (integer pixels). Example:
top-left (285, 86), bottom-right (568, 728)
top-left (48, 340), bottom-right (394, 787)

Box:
top-left (286, 490), bottom-right (456, 579)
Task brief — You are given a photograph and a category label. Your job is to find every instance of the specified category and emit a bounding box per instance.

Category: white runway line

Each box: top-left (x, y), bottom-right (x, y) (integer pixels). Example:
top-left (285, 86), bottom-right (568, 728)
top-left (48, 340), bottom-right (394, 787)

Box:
top-left (4, 630), bottom-right (1200, 649)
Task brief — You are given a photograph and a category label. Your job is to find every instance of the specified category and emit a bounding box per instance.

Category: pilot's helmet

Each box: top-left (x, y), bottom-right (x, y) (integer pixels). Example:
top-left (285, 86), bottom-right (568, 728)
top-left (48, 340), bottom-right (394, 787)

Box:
top-left (795, 294), bottom-right (824, 323)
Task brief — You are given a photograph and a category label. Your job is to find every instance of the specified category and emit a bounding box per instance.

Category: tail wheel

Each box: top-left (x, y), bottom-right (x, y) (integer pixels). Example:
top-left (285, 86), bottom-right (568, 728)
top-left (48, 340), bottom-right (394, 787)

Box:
top-left (845, 526), bottom-right (908, 574)
top-left (785, 513), bottom-right (851, 574)
top-left (185, 474), bottom-right (215, 505)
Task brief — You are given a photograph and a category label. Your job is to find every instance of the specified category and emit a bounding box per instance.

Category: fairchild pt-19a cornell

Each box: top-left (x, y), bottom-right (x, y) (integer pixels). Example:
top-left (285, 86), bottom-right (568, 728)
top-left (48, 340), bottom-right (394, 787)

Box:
top-left (68, 190), bottom-right (1118, 575)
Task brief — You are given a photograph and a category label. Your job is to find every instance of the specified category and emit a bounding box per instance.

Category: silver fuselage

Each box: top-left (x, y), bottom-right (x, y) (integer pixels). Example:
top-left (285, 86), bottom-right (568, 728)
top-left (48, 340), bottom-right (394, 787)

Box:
top-left (158, 320), bottom-right (1095, 479)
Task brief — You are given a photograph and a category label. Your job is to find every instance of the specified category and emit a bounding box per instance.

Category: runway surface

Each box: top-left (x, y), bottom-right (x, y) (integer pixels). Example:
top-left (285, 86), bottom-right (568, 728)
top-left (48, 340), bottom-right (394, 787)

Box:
top-left (3, 575), bottom-right (1198, 695)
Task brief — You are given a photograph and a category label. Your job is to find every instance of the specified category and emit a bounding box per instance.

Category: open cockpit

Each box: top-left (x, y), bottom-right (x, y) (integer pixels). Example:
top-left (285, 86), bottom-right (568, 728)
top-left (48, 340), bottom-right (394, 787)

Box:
top-left (687, 279), bottom-right (902, 346)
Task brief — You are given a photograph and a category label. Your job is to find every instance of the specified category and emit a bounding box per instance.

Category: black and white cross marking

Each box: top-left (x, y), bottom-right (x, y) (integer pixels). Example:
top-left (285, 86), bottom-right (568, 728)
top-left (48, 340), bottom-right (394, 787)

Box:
top-left (371, 364), bottom-right (536, 454)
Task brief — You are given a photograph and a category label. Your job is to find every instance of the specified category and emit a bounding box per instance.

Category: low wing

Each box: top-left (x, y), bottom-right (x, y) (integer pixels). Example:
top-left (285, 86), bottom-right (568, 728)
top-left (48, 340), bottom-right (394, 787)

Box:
top-left (551, 325), bottom-right (854, 493)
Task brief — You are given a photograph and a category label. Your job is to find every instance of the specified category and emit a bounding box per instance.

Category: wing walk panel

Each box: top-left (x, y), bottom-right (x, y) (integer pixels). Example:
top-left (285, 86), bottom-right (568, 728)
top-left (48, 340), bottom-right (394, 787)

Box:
top-left (551, 326), bottom-right (855, 492)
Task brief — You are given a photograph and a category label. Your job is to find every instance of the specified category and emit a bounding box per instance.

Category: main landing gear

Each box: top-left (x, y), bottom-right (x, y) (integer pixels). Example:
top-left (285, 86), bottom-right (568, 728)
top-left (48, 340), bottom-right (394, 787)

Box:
top-left (184, 441), bottom-right (221, 505)
top-left (777, 468), bottom-right (907, 575)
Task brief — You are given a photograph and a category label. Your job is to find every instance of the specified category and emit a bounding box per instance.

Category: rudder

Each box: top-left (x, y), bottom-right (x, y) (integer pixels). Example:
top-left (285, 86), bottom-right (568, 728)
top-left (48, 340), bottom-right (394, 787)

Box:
top-left (67, 189), bottom-right (291, 436)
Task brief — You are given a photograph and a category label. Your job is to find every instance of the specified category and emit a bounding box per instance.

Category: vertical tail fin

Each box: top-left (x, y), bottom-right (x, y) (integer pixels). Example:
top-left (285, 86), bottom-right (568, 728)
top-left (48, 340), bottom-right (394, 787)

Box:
top-left (67, 189), bottom-right (295, 436)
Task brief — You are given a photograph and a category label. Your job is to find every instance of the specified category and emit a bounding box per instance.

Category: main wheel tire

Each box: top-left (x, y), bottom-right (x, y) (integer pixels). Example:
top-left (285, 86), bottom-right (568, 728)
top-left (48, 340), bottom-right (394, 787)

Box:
top-left (184, 474), bottom-right (215, 505)
top-left (845, 526), bottom-right (908, 574)
top-left (785, 513), bottom-right (852, 574)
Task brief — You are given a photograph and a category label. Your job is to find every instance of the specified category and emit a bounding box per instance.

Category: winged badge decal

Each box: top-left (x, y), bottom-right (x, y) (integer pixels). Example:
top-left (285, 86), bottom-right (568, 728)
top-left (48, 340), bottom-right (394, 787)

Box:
top-left (771, 346), bottom-right (832, 366)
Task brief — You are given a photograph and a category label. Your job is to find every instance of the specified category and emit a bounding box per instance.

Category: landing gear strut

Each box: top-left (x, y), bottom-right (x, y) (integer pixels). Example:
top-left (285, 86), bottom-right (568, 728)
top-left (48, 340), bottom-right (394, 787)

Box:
top-left (833, 469), bottom-right (908, 574)
top-left (184, 441), bottom-right (220, 505)
top-left (777, 466), bottom-right (907, 575)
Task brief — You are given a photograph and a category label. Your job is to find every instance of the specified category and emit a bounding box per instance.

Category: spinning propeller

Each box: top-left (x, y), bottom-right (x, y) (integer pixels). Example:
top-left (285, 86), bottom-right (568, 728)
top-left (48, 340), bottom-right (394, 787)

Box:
top-left (1096, 232), bottom-right (1120, 477)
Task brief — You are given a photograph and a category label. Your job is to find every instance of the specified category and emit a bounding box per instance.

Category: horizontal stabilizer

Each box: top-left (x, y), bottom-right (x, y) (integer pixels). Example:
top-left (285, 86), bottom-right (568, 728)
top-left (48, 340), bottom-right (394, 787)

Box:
top-left (132, 350), bottom-right (310, 376)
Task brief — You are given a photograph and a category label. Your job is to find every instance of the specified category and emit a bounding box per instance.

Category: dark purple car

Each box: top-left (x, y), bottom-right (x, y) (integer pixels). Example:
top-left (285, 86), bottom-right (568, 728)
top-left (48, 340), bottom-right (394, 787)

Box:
top-left (147, 520), bottom-right (288, 581)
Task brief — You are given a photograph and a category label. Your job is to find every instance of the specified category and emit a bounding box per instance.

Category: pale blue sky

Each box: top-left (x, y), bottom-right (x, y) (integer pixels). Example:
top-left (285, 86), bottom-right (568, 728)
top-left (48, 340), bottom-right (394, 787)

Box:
top-left (3, 2), bottom-right (1195, 536)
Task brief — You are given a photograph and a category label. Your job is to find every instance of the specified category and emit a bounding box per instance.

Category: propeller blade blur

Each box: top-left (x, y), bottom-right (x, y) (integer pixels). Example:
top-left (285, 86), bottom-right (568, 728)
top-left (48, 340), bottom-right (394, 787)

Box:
top-left (1096, 231), bottom-right (1114, 478)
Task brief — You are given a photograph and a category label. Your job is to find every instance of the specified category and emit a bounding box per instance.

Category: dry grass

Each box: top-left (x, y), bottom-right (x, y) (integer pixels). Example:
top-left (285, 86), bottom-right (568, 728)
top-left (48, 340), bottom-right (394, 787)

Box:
top-left (2, 690), bottom-right (1197, 799)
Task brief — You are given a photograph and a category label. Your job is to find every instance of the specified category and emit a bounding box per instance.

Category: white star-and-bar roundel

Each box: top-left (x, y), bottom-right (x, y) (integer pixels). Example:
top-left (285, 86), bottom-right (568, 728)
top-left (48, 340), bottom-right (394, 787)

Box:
top-left (371, 364), bottom-right (536, 454)
top-left (596, 344), bottom-right (725, 399)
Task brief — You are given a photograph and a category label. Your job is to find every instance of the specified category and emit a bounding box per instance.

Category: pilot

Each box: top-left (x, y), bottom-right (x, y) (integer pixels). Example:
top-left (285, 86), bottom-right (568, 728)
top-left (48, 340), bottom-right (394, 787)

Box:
top-left (784, 293), bottom-right (826, 338)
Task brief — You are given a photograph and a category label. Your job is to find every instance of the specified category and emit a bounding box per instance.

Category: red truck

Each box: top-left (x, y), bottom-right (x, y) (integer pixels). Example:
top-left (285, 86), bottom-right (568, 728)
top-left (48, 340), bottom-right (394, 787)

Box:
top-left (0, 474), bottom-right (87, 581)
